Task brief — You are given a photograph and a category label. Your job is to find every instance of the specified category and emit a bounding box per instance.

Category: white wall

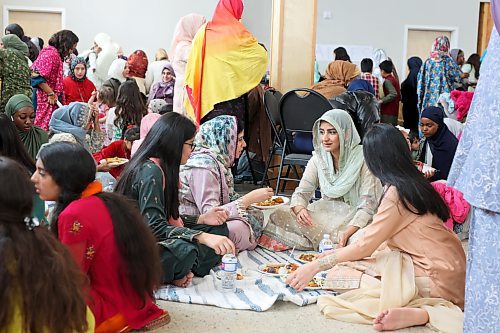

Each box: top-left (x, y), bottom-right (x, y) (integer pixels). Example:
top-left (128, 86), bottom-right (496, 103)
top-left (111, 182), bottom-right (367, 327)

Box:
top-left (315, 0), bottom-right (485, 75)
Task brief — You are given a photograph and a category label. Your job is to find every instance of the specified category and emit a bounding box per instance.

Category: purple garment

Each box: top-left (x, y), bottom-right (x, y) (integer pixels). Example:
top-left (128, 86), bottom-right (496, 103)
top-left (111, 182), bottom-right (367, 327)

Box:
top-left (493, 0), bottom-right (500, 32)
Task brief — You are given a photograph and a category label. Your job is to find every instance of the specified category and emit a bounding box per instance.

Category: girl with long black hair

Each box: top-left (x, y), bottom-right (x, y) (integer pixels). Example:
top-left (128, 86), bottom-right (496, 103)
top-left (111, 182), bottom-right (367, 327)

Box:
top-left (115, 112), bottom-right (235, 288)
top-left (286, 124), bottom-right (465, 332)
top-left (0, 156), bottom-right (94, 332)
top-left (32, 142), bottom-right (169, 332)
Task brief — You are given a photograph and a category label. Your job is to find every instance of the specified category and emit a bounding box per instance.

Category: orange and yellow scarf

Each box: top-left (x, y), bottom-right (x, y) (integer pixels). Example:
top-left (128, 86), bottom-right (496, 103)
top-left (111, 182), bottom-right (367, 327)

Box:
top-left (184, 0), bottom-right (268, 124)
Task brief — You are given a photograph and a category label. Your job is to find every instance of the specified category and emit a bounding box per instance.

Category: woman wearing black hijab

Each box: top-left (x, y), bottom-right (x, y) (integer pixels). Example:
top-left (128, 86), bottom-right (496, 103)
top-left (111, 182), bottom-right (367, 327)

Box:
top-left (419, 106), bottom-right (458, 180)
top-left (401, 57), bottom-right (423, 132)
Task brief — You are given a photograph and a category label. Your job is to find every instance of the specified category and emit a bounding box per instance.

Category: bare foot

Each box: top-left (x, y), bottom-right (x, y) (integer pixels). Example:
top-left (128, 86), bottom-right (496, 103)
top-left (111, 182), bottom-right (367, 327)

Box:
top-left (172, 271), bottom-right (194, 288)
top-left (372, 308), bottom-right (429, 331)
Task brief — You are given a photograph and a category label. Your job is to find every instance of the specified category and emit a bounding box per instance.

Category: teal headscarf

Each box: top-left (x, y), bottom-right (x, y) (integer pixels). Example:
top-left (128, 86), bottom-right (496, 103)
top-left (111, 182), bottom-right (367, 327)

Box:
top-left (1, 34), bottom-right (28, 58)
top-left (5, 94), bottom-right (49, 160)
top-left (181, 115), bottom-right (239, 202)
top-left (312, 109), bottom-right (365, 205)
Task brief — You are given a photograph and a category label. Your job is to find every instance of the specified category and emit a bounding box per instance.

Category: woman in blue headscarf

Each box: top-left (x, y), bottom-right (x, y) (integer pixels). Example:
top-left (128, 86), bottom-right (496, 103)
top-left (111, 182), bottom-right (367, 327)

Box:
top-left (401, 57), bottom-right (423, 132)
top-left (418, 106), bottom-right (458, 180)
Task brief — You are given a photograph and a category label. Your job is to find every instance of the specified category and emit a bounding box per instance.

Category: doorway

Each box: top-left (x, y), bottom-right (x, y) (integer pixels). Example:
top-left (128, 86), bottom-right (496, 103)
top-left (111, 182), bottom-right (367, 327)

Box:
top-left (477, 2), bottom-right (493, 56)
top-left (3, 6), bottom-right (64, 44)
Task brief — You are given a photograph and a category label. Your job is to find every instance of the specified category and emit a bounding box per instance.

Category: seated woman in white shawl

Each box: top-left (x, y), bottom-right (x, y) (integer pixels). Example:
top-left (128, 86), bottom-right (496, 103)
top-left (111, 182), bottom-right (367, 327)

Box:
top-left (259, 109), bottom-right (382, 251)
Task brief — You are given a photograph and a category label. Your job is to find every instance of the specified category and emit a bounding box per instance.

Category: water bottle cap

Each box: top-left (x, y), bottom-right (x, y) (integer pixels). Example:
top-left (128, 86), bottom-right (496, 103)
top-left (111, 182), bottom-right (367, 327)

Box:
top-left (323, 234), bottom-right (330, 239)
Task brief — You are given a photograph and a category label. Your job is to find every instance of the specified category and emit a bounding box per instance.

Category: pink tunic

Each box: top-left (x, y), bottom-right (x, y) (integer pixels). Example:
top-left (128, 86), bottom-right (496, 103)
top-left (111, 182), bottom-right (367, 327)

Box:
top-left (31, 46), bottom-right (64, 130)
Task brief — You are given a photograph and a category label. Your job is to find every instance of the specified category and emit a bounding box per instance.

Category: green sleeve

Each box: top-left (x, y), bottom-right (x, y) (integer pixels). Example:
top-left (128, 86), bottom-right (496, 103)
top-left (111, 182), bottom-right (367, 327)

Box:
top-left (381, 80), bottom-right (397, 104)
top-left (134, 161), bottom-right (202, 242)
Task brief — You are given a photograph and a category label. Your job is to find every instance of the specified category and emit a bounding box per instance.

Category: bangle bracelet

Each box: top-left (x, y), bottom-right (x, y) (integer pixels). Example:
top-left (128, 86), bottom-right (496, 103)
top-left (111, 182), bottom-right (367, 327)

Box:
top-left (47, 92), bottom-right (55, 96)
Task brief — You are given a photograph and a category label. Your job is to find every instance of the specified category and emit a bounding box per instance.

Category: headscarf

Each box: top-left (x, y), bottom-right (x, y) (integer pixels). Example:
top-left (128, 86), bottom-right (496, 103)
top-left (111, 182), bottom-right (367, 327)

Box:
top-left (372, 48), bottom-right (388, 82)
top-left (69, 57), bottom-right (87, 82)
top-left (149, 64), bottom-right (176, 102)
top-left (91, 33), bottom-right (120, 85)
top-left (148, 99), bottom-right (167, 113)
top-left (312, 109), bottom-right (365, 205)
top-left (403, 56), bottom-right (423, 91)
top-left (347, 79), bottom-right (375, 95)
top-left (430, 36), bottom-right (451, 61)
top-left (420, 106), bottom-right (458, 179)
top-left (127, 50), bottom-right (148, 78)
top-left (184, 0), bottom-right (268, 124)
top-left (131, 113), bottom-right (161, 157)
top-left (450, 49), bottom-right (462, 64)
top-left (49, 102), bottom-right (91, 147)
top-left (181, 115), bottom-right (239, 201)
top-left (31, 37), bottom-right (42, 52)
top-left (311, 60), bottom-right (361, 99)
top-left (1, 34), bottom-right (28, 58)
top-left (5, 94), bottom-right (48, 159)
top-left (107, 58), bottom-right (127, 82)
top-left (170, 14), bottom-right (207, 59)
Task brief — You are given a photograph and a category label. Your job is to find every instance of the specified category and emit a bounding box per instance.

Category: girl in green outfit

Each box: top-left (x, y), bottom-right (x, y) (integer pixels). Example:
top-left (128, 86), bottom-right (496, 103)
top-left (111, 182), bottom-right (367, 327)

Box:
top-left (116, 112), bottom-right (235, 288)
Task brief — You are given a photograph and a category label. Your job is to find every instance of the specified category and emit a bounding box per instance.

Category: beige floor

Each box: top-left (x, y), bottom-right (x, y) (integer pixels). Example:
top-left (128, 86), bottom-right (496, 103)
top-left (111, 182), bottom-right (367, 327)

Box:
top-left (153, 300), bottom-right (434, 333)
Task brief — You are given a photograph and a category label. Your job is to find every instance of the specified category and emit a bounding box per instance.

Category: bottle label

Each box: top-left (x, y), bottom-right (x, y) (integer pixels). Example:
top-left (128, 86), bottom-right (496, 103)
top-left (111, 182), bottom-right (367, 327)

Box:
top-left (222, 262), bottom-right (237, 272)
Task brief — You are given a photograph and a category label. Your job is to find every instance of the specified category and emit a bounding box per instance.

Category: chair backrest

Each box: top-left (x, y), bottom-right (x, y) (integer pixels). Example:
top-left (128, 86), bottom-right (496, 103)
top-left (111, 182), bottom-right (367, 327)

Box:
top-left (280, 88), bottom-right (332, 134)
top-left (263, 88), bottom-right (284, 146)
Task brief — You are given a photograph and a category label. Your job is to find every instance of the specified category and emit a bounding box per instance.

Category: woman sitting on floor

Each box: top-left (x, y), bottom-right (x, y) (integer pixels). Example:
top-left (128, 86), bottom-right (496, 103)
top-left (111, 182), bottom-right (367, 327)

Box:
top-left (419, 106), bottom-right (459, 181)
top-left (179, 115), bottom-right (274, 252)
top-left (0, 157), bottom-right (94, 332)
top-left (260, 109), bottom-right (382, 251)
top-left (32, 142), bottom-right (170, 332)
top-left (287, 124), bottom-right (465, 332)
top-left (115, 112), bottom-right (236, 288)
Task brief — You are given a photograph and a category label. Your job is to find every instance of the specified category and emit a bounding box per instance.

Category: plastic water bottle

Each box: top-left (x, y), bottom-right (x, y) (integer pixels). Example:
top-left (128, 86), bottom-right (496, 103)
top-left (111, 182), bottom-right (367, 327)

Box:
top-left (318, 234), bottom-right (334, 253)
top-left (103, 179), bottom-right (115, 192)
top-left (220, 254), bottom-right (238, 292)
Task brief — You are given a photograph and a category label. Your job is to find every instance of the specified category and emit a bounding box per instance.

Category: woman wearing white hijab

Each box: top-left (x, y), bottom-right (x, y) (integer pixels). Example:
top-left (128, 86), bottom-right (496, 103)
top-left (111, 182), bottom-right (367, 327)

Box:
top-left (86, 33), bottom-right (120, 88)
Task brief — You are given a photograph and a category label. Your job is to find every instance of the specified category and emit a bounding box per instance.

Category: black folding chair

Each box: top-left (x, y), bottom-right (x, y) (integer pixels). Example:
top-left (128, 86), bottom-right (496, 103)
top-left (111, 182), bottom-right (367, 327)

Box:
top-left (275, 88), bottom-right (332, 195)
top-left (261, 88), bottom-right (284, 186)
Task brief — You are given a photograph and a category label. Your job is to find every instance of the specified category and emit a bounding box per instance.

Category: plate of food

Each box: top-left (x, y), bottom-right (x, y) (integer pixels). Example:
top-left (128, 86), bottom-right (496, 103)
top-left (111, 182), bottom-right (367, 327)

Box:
top-left (303, 279), bottom-right (323, 290)
top-left (258, 262), bottom-right (299, 276)
top-left (100, 157), bottom-right (129, 167)
top-left (251, 196), bottom-right (289, 210)
top-left (295, 252), bottom-right (319, 264)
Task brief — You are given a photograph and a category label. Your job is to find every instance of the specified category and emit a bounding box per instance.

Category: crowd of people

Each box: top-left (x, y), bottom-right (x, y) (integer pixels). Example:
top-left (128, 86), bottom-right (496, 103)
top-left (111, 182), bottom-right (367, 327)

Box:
top-left (0, 0), bottom-right (497, 332)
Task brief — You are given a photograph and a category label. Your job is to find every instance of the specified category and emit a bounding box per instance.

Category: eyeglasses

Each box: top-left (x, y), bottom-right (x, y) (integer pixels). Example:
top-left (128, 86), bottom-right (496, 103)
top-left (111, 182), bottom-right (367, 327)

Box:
top-left (184, 142), bottom-right (196, 152)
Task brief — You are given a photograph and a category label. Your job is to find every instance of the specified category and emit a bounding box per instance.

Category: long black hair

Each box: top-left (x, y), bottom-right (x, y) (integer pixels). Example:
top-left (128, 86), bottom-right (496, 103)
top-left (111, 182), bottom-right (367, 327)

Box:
top-left (0, 113), bottom-right (35, 172)
top-left (114, 80), bottom-right (147, 138)
top-left (466, 53), bottom-right (481, 80)
top-left (39, 142), bottom-right (161, 303)
top-left (363, 124), bottom-right (449, 221)
top-left (48, 29), bottom-right (79, 60)
top-left (0, 157), bottom-right (88, 332)
top-left (116, 113), bottom-right (197, 220)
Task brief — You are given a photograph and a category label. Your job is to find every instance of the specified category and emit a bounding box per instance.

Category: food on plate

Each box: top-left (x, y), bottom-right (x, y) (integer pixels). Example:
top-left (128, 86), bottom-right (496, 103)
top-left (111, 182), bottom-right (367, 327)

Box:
top-left (236, 273), bottom-right (244, 280)
top-left (307, 280), bottom-right (320, 288)
top-left (262, 262), bottom-right (299, 274)
top-left (256, 196), bottom-right (285, 207)
top-left (105, 157), bottom-right (128, 165)
top-left (298, 253), bottom-right (318, 262)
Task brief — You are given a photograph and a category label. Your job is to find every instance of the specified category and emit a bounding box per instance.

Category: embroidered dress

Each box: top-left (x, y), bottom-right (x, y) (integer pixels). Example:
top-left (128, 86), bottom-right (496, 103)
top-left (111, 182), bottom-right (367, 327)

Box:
top-left (179, 116), bottom-right (264, 252)
top-left (31, 45), bottom-right (64, 130)
top-left (58, 195), bottom-right (164, 330)
top-left (262, 110), bottom-right (382, 250)
top-left (447, 26), bottom-right (500, 333)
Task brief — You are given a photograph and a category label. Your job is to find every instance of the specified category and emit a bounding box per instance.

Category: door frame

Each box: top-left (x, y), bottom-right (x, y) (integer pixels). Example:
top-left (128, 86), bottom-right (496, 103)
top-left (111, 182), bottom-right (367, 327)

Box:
top-left (402, 25), bottom-right (459, 77)
top-left (3, 5), bottom-right (66, 31)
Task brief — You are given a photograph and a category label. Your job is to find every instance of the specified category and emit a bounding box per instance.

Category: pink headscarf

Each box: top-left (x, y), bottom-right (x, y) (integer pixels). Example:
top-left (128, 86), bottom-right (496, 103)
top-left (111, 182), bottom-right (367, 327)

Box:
top-left (130, 113), bottom-right (161, 157)
top-left (169, 14), bottom-right (207, 59)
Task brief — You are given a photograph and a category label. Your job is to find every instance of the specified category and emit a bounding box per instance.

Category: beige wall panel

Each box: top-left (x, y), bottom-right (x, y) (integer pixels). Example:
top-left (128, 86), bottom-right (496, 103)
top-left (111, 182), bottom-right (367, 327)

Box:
top-left (8, 10), bottom-right (61, 44)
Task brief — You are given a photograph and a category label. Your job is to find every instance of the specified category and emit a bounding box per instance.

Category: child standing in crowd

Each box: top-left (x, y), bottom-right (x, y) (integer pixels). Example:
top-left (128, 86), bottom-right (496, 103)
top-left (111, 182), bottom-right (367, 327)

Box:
top-left (360, 58), bottom-right (381, 99)
top-left (378, 60), bottom-right (401, 125)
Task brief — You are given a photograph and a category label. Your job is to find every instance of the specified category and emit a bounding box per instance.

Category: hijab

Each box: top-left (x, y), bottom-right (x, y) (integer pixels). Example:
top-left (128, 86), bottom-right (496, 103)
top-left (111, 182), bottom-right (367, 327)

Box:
top-left (402, 56), bottom-right (423, 91)
top-left (148, 99), bottom-right (167, 113)
top-left (69, 57), bottom-right (87, 82)
top-left (372, 48), bottom-right (388, 82)
top-left (450, 49), bottom-right (462, 65)
top-left (347, 79), bottom-right (375, 95)
top-left (312, 61), bottom-right (361, 99)
top-left (5, 94), bottom-right (49, 160)
top-left (170, 14), bottom-right (207, 59)
top-left (181, 115), bottom-right (239, 202)
top-left (131, 113), bottom-right (161, 157)
top-left (151, 64), bottom-right (176, 100)
top-left (49, 102), bottom-right (91, 147)
top-left (107, 58), bottom-right (127, 82)
top-left (430, 36), bottom-right (451, 61)
top-left (127, 50), bottom-right (148, 78)
top-left (421, 106), bottom-right (458, 179)
top-left (312, 109), bottom-right (365, 205)
top-left (1, 34), bottom-right (28, 59)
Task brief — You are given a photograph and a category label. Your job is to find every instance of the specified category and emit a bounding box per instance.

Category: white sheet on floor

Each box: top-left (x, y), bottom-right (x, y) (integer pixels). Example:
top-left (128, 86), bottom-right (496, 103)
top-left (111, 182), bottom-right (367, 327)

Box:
top-left (155, 247), bottom-right (337, 312)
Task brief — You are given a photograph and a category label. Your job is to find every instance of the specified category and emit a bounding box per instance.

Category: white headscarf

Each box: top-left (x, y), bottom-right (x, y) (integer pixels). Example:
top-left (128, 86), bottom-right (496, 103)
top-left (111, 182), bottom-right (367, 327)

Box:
top-left (107, 58), bottom-right (127, 82)
top-left (312, 109), bottom-right (365, 205)
top-left (90, 33), bottom-right (120, 86)
top-left (372, 48), bottom-right (388, 82)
